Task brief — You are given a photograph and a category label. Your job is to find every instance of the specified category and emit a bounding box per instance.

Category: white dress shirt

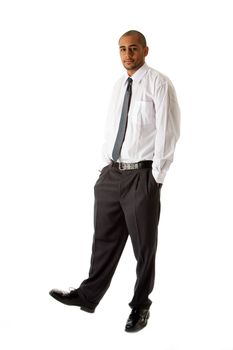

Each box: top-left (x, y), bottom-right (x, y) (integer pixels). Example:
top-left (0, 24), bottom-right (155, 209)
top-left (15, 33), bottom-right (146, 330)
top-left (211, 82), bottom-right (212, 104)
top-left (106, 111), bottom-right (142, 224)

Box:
top-left (99, 63), bottom-right (180, 183)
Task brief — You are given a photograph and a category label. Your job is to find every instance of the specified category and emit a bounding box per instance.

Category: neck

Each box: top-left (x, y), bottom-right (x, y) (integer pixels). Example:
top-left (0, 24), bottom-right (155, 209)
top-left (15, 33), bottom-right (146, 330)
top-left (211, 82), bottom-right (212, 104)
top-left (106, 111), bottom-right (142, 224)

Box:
top-left (126, 62), bottom-right (145, 77)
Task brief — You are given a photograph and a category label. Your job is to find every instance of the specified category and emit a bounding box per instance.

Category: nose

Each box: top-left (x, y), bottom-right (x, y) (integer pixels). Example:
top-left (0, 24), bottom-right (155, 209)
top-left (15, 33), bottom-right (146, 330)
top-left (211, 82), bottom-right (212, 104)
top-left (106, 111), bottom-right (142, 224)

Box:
top-left (124, 48), bottom-right (133, 59)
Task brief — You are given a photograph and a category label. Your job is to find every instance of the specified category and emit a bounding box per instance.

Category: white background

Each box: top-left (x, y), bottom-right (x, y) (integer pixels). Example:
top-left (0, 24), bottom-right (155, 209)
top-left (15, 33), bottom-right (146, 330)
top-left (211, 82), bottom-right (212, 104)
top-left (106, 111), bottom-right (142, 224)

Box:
top-left (1, 0), bottom-right (233, 349)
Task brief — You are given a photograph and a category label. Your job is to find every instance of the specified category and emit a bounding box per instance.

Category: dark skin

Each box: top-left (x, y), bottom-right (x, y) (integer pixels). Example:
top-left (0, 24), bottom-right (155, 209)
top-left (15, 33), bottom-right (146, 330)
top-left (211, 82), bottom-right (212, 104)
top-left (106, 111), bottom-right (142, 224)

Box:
top-left (119, 34), bottom-right (149, 76)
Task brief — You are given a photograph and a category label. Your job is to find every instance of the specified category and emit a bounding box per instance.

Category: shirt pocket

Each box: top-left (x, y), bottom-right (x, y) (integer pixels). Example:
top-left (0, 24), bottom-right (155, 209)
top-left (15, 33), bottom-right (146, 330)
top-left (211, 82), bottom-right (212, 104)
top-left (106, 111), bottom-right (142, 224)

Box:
top-left (131, 101), bottom-right (155, 125)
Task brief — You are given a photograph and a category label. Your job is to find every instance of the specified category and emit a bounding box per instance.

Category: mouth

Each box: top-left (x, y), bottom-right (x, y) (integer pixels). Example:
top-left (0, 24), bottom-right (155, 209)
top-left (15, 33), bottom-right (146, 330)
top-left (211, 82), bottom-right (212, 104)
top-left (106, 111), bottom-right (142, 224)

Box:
top-left (124, 60), bottom-right (134, 64)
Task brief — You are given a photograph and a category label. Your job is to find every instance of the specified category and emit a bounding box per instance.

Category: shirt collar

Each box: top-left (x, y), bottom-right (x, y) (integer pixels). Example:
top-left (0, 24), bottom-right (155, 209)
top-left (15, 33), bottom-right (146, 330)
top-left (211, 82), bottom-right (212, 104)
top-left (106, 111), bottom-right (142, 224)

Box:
top-left (124, 63), bottom-right (149, 84)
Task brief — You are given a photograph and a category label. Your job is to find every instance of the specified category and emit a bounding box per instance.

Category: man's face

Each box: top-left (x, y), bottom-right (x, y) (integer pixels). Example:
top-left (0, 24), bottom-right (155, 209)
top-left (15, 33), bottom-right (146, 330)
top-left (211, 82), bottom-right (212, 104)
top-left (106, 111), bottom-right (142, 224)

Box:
top-left (119, 34), bottom-right (148, 76)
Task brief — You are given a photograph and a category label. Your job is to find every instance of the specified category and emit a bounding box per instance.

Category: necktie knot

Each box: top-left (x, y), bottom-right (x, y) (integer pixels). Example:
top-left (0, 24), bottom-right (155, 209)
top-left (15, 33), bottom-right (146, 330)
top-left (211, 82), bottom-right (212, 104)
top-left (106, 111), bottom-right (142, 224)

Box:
top-left (126, 77), bottom-right (133, 92)
top-left (127, 77), bottom-right (133, 84)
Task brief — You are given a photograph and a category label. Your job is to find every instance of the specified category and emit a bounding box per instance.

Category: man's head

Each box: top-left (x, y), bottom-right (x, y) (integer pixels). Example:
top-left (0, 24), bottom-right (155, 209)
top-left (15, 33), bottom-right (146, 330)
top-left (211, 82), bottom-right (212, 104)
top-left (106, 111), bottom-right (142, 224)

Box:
top-left (119, 30), bottom-right (149, 76)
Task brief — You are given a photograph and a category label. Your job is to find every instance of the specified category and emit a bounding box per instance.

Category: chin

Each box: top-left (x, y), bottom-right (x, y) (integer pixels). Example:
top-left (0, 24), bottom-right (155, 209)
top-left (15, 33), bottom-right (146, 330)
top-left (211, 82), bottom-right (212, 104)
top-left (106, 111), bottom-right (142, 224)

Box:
top-left (124, 64), bottom-right (135, 70)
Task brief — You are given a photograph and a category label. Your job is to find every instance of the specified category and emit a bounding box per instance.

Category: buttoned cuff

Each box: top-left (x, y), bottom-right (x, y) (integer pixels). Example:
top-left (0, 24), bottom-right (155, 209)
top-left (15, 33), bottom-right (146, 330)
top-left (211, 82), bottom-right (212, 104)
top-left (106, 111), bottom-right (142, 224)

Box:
top-left (152, 169), bottom-right (166, 184)
top-left (98, 160), bottom-right (112, 173)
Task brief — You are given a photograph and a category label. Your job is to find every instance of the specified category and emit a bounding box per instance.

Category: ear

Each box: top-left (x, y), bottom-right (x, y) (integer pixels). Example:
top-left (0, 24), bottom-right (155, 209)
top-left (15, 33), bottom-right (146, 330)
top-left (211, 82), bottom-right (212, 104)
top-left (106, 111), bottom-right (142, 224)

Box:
top-left (144, 46), bottom-right (149, 57)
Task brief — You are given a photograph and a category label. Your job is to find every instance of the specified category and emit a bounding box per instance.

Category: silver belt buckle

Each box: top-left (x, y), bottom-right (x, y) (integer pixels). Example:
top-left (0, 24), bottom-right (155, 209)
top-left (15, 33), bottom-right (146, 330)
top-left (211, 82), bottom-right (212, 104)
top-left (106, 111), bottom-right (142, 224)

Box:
top-left (119, 162), bottom-right (127, 170)
top-left (119, 162), bottom-right (138, 170)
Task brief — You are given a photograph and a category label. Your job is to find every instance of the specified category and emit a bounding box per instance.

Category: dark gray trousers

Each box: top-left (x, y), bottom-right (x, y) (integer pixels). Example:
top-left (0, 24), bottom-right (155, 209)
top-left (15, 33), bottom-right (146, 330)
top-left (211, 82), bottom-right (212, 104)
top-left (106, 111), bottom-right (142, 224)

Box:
top-left (78, 162), bottom-right (161, 309)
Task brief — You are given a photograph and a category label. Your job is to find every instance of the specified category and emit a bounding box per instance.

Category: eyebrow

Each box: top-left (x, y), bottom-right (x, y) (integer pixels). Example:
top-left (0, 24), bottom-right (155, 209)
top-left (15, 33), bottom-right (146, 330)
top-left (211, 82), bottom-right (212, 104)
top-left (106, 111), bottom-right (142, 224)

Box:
top-left (119, 44), bottom-right (138, 48)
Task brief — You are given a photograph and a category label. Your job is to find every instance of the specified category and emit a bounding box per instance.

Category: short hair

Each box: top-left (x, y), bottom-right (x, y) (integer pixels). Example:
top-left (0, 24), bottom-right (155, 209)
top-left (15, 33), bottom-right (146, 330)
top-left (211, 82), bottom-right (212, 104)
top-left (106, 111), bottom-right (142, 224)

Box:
top-left (120, 30), bottom-right (147, 47)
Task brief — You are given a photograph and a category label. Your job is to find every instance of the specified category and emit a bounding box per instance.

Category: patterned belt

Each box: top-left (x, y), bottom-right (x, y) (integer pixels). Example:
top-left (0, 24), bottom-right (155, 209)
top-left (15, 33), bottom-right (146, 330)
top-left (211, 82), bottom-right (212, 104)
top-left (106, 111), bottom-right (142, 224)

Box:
top-left (111, 160), bottom-right (153, 171)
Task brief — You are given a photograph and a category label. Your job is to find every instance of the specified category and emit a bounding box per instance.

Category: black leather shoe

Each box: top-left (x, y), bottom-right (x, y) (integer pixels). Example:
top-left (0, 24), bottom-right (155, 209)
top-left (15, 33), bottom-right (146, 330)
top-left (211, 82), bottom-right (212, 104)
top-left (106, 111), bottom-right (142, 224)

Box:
top-left (125, 307), bottom-right (150, 332)
top-left (49, 288), bottom-right (95, 313)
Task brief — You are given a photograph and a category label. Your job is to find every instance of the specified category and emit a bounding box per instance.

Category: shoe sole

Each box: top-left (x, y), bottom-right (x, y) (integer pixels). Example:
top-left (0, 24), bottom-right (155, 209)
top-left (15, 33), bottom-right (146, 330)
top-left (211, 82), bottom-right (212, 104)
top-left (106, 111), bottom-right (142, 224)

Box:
top-left (80, 306), bottom-right (95, 313)
top-left (125, 321), bottom-right (148, 333)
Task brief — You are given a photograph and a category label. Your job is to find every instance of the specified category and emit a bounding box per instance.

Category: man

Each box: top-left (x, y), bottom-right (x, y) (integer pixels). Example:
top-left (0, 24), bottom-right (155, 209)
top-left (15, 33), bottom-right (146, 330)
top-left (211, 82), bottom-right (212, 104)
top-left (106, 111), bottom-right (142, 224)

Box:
top-left (49, 30), bottom-right (180, 332)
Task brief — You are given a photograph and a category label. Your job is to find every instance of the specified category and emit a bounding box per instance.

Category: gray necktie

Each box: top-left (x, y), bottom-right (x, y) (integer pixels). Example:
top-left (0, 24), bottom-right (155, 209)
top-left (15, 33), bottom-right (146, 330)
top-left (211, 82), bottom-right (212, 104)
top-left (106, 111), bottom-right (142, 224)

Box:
top-left (112, 77), bottom-right (133, 161)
